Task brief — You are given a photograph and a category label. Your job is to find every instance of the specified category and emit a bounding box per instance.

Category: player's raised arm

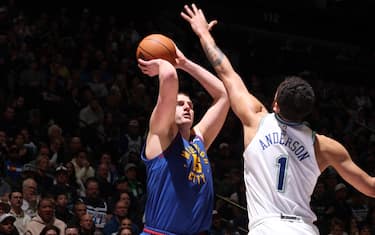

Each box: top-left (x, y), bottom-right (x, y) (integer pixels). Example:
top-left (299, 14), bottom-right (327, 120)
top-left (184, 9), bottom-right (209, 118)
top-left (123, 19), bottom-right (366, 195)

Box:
top-left (174, 46), bottom-right (229, 149)
top-left (138, 58), bottom-right (179, 159)
top-left (181, 3), bottom-right (268, 130)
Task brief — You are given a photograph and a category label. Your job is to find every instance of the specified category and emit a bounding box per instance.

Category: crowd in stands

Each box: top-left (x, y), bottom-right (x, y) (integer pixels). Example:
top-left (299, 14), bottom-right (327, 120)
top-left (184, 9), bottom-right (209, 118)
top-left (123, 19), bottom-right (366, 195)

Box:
top-left (0, 1), bottom-right (374, 235)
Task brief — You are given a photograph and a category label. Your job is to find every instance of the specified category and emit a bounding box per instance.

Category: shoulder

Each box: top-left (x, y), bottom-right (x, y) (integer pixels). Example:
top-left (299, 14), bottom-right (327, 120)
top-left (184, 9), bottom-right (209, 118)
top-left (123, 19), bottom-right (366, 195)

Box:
top-left (315, 134), bottom-right (349, 168)
top-left (315, 134), bottom-right (346, 154)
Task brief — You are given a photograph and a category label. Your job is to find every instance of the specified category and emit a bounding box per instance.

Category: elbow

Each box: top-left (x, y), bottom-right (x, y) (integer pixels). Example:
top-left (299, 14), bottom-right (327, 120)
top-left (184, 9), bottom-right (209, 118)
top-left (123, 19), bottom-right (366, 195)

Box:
top-left (364, 190), bottom-right (375, 198)
top-left (361, 180), bottom-right (375, 198)
top-left (159, 60), bottom-right (178, 82)
top-left (160, 69), bottom-right (178, 82)
top-left (366, 184), bottom-right (375, 198)
top-left (159, 71), bottom-right (178, 89)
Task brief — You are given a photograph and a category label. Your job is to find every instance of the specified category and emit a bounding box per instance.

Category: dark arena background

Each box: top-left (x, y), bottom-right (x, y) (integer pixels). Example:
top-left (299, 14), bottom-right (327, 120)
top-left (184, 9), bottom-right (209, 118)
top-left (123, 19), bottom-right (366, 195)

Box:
top-left (14, 0), bottom-right (375, 84)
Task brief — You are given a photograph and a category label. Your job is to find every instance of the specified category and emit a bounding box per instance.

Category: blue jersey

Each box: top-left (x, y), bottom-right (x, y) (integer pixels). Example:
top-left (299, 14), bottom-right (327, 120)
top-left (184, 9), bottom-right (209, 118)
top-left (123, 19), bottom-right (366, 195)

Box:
top-left (141, 132), bottom-right (214, 234)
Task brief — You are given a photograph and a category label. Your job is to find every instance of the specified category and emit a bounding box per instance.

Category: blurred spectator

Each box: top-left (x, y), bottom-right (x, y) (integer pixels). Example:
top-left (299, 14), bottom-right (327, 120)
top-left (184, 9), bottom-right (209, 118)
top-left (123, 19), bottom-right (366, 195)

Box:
top-left (64, 161), bottom-right (81, 194)
top-left (70, 149), bottom-right (95, 195)
top-left (0, 178), bottom-right (11, 201)
top-left (0, 105), bottom-right (18, 137)
top-left (9, 190), bottom-right (31, 235)
top-left (79, 97), bottom-right (105, 149)
top-left (0, 201), bottom-right (10, 215)
top-left (54, 192), bottom-right (74, 223)
top-left (25, 197), bottom-right (66, 235)
top-left (65, 225), bottom-right (80, 235)
top-left (88, 69), bottom-right (109, 100)
top-left (0, 213), bottom-right (18, 235)
top-left (328, 217), bottom-right (348, 235)
top-left (95, 163), bottom-right (114, 200)
top-left (112, 179), bottom-right (129, 196)
top-left (358, 223), bottom-right (372, 235)
top-left (79, 177), bottom-right (108, 230)
top-left (209, 210), bottom-right (225, 235)
top-left (228, 178), bottom-right (247, 230)
top-left (366, 207), bottom-right (375, 235)
top-left (50, 165), bottom-right (78, 206)
top-left (61, 87), bottom-right (81, 136)
top-left (21, 177), bottom-right (38, 218)
top-left (116, 227), bottom-right (132, 235)
top-left (46, 124), bottom-right (64, 147)
top-left (78, 213), bottom-right (96, 235)
top-left (20, 164), bottom-right (38, 184)
top-left (33, 154), bottom-right (53, 196)
top-left (310, 180), bottom-right (334, 234)
top-left (26, 109), bottom-right (42, 143)
top-left (115, 217), bottom-right (139, 235)
top-left (36, 143), bottom-right (51, 163)
top-left (97, 152), bottom-right (118, 185)
top-left (4, 144), bottom-right (27, 188)
top-left (322, 168), bottom-right (340, 198)
top-left (349, 191), bottom-right (370, 224)
top-left (48, 136), bottom-right (64, 168)
top-left (13, 133), bottom-right (33, 162)
top-left (332, 183), bottom-right (352, 227)
top-left (67, 200), bottom-right (87, 227)
top-left (103, 200), bottom-right (128, 235)
top-left (122, 163), bottom-right (143, 200)
top-left (63, 136), bottom-right (84, 164)
top-left (19, 128), bottom-right (37, 158)
top-left (214, 142), bottom-right (242, 181)
top-left (118, 119), bottom-right (143, 166)
top-left (17, 60), bottom-right (47, 110)
top-left (0, 130), bottom-right (8, 168)
top-left (39, 225), bottom-right (60, 235)
top-left (12, 96), bottom-right (28, 128)
top-left (121, 151), bottom-right (146, 185)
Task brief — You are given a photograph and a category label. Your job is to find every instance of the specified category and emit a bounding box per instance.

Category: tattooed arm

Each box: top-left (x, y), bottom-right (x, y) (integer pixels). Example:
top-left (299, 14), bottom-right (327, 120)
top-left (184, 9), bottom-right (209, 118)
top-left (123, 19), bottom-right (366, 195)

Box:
top-left (181, 3), bottom-right (267, 145)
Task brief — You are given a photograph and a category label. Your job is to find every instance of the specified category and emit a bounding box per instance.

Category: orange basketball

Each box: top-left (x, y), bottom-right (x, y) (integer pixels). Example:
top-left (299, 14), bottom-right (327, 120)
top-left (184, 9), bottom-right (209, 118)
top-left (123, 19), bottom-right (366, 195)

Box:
top-left (136, 34), bottom-right (177, 65)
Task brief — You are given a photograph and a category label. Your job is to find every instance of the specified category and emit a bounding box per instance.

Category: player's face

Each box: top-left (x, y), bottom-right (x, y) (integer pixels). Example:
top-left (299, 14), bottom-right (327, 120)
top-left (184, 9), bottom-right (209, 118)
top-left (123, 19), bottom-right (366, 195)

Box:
top-left (175, 94), bottom-right (194, 127)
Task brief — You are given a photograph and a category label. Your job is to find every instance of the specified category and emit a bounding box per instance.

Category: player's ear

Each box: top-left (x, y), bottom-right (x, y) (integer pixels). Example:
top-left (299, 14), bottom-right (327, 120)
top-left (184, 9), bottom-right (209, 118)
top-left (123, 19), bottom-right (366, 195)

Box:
top-left (272, 100), bottom-right (279, 113)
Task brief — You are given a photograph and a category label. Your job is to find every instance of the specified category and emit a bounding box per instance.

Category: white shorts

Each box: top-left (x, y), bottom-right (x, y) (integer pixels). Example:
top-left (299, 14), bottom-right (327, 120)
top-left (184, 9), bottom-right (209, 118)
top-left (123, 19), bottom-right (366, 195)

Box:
top-left (248, 214), bottom-right (320, 235)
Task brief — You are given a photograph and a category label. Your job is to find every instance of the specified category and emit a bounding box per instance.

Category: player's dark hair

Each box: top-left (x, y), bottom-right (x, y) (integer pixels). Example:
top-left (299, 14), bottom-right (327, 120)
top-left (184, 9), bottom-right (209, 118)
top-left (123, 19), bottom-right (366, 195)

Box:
top-left (276, 76), bottom-right (315, 122)
top-left (178, 91), bottom-right (192, 99)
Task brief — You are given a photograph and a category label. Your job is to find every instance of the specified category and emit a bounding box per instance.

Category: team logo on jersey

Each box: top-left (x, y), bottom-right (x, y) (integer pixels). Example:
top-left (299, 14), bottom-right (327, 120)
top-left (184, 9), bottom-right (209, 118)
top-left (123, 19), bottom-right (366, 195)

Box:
top-left (181, 143), bottom-right (207, 184)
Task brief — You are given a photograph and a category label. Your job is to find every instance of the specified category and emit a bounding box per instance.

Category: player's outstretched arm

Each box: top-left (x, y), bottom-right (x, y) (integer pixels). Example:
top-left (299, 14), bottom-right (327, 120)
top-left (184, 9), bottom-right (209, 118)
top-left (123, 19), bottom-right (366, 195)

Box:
top-left (181, 3), bottom-right (268, 129)
top-left (316, 134), bottom-right (375, 197)
top-left (175, 47), bottom-right (229, 149)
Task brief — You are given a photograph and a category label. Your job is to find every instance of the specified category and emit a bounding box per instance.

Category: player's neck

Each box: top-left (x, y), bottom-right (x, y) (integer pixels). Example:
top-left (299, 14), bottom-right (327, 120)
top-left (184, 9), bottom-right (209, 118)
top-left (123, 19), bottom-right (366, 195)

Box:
top-left (179, 129), bottom-right (191, 140)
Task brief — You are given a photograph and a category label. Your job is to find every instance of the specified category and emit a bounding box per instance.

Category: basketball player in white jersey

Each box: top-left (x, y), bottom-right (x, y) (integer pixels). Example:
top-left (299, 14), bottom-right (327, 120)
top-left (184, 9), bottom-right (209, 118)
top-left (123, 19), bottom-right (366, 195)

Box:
top-left (182, 4), bottom-right (375, 235)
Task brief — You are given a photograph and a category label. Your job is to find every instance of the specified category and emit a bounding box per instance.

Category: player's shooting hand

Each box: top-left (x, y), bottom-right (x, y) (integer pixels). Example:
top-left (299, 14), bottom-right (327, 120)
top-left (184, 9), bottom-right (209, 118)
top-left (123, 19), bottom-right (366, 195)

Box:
top-left (174, 47), bottom-right (188, 69)
top-left (138, 58), bottom-right (163, 77)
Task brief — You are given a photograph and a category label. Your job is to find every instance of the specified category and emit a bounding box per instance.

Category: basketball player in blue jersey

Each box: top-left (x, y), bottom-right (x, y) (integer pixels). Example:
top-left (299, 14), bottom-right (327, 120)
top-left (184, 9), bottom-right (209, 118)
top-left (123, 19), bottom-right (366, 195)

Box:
top-left (182, 4), bottom-right (375, 235)
top-left (137, 44), bottom-right (229, 234)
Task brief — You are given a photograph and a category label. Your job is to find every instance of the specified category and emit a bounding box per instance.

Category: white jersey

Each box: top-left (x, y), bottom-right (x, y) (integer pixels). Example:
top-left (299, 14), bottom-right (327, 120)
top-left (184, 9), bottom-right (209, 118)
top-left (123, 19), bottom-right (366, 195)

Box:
top-left (244, 113), bottom-right (320, 230)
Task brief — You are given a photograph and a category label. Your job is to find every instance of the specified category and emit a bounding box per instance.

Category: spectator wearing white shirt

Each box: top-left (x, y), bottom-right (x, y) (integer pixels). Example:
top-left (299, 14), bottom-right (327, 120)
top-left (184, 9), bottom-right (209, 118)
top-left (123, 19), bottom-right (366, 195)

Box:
top-left (9, 190), bottom-right (31, 235)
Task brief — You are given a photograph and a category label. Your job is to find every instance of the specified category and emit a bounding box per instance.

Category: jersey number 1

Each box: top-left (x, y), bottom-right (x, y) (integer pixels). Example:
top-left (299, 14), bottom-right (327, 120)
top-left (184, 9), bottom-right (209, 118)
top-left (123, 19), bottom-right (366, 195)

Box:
top-left (276, 155), bottom-right (288, 192)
